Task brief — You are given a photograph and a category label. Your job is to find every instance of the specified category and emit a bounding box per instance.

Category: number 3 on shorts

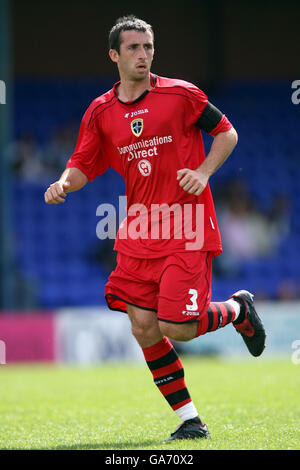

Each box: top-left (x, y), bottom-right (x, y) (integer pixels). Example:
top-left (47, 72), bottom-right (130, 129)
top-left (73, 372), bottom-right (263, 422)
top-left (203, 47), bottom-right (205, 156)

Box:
top-left (186, 288), bottom-right (198, 311)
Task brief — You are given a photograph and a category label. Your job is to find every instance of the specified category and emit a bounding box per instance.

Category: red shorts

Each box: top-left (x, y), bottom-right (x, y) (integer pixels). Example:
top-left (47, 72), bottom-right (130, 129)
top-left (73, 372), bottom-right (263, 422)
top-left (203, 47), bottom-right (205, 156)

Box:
top-left (105, 251), bottom-right (213, 324)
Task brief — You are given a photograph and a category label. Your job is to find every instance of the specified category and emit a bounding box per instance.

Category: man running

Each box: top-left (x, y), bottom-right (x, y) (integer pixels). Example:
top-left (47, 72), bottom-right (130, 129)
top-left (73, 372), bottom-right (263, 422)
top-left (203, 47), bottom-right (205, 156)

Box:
top-left (44, 15), bottom-right (266, 441)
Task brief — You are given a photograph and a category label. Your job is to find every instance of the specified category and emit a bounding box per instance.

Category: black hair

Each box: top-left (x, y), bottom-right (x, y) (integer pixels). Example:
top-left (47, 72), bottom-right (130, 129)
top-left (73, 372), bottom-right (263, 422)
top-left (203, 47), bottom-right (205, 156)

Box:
top-left (109, 15), bottom-right (154, 53)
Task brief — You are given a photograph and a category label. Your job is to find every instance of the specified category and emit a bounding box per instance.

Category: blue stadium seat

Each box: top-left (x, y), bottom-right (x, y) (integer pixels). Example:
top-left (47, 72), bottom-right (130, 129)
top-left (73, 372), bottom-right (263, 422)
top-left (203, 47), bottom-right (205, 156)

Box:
top-left (12, 80), bottom-right (300, 307)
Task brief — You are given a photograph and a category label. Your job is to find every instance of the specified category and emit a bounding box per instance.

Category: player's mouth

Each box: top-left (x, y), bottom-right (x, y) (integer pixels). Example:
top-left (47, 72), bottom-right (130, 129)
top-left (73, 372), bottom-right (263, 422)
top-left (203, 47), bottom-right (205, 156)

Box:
top-left (136, 63), bottom-right (147, 71)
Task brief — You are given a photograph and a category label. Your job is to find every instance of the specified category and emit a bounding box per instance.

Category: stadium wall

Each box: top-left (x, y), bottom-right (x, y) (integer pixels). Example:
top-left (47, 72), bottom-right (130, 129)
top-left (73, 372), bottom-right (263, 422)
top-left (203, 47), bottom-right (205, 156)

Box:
top-left (12, 1), bottom-right (299, 80)
top-left (0, 312), bottom-right (55, 362)
top-left (0, 302), bottom-right (300, 364)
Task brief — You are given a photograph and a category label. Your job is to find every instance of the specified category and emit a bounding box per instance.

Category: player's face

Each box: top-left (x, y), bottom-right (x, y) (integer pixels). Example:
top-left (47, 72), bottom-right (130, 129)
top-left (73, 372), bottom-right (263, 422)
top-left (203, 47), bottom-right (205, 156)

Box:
top-left (111, 29), bottom-right (154, 81)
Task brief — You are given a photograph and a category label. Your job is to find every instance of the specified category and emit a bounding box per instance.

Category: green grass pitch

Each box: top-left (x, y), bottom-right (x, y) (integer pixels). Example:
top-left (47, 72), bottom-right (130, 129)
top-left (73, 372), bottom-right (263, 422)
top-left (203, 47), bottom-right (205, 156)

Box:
top-left (0, 357), bottom-right (299, 450)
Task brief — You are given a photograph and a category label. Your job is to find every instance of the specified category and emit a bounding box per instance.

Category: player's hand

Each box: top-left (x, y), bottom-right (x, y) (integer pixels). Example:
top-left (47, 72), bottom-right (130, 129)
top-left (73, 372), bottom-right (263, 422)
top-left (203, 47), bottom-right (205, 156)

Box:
top-left (177, 168), bottom-right (209, 196)
top-left (44, 181), bottom-right (71, 204)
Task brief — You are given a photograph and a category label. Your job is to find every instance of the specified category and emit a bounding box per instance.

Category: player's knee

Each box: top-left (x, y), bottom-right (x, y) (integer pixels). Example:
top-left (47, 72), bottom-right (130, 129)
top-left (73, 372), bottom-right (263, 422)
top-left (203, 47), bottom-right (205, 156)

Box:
top-left (159, 321), bottom-right (196, 342)
top-left (131, 319), bottom-right (160, 345)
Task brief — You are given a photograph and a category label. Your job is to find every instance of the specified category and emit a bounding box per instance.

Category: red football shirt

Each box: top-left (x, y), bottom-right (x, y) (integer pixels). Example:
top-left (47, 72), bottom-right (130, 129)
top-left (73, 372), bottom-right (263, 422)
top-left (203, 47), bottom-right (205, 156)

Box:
top-left (67, 74), bottom-right (232, 258)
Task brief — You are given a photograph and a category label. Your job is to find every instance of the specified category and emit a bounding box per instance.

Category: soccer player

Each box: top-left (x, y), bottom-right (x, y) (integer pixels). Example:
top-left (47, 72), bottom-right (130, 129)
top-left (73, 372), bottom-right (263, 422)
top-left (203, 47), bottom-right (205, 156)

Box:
top-left (44, 15), bottom-right (266, 441)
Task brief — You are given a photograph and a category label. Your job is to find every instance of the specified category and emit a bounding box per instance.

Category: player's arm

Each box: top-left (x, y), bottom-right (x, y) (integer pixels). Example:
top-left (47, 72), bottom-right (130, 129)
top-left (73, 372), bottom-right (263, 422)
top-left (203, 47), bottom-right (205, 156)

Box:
top-left (177, 101), bottom-right (238, 196)
top-left (197, 126), bottom-right (238, 175)
top-left (44, 100), bottom-right (110, 205)
top-left (44, 167), bottom-right (88, 204)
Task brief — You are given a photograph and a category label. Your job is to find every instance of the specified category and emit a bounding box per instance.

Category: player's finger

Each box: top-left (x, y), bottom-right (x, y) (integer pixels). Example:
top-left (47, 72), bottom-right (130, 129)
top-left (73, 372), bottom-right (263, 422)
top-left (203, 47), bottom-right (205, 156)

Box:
top-left (53, 195), bottom-right (66, 203)
top-left (182, 179), bottom-right (196, 191)
top-left (186, 183), bottom-right (200, 194)
top-left (48, 187), bottom-right (65, 203)
top-left (45, 193), bottom-right (58, 204)
top-left (178, 173), bottom-right (193, 187)
top-left (49, 198), bottom-right (65, 204)
top-left (181, 174), bottom-right (200, 190)
top-left (51, 183), bottom-right (67, 198)
top-left (52, 185), bottom-right (67, 201)
top-left (62, 181), bottom-right (71, 192)
top-left (48, 199), bottom-right (60, 205)
top-left (177, 168), bottom-right (189, 180)
top-left (48, 187), bottom-right (58, 201)
top-left (194, 186), bottom-right (205, 196)
top-left (44, 189), bottom-right (54, 204)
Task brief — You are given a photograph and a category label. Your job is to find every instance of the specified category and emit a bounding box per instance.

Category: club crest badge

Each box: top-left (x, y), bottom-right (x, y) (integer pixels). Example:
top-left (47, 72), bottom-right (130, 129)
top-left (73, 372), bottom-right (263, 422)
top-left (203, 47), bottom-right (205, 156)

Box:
top-left (131, 118), bottom-right (143, 137)
top-left (138, 159), bottom-right (151, 176)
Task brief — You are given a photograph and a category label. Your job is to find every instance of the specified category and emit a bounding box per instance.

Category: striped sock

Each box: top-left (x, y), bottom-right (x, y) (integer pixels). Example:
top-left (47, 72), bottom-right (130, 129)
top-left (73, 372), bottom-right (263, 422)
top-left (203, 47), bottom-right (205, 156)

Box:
top-left (196, 300), bottom-right (240, 337)
top-left (142, 337), bottom-right (199, 421)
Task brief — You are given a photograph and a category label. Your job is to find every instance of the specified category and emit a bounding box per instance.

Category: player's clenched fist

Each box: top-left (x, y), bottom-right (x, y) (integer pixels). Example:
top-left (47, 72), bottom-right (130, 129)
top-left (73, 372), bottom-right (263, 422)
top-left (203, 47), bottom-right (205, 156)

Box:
top-left (44, 181), bottom-right (71, 204)
top-left (177, 168), bottom-right (209, 196)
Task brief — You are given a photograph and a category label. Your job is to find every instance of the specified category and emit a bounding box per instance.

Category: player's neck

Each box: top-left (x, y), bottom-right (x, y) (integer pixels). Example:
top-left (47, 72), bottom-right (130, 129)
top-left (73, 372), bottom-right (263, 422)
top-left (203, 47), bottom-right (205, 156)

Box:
top-left (117, 75), bottom-right (152, 103)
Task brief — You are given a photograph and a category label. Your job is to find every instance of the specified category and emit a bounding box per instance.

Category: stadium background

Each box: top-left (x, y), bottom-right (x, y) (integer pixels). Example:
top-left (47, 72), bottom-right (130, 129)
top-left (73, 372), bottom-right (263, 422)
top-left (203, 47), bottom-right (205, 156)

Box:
top-left (0, 0), bottom-right (299, 364)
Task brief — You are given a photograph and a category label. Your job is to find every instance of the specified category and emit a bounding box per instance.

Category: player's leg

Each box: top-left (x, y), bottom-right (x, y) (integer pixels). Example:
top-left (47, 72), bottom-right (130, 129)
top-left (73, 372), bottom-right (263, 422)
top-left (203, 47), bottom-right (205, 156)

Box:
top-left (156, 251), bottom-right (265, 440)
top-left (157, 251), bottom-right (240, 341)
top-left (126, 303), bottom-right (162, 348)
top-left (105, 253), bottom-right (204, 435)
top-left (158, 252), bottom-right (265, 357)
top-left (158, 289), bottom-right (266, 358)
top-left (126, 303), bottom-right (205, 435)
top-left (158, 296), bottom-right (242, 342)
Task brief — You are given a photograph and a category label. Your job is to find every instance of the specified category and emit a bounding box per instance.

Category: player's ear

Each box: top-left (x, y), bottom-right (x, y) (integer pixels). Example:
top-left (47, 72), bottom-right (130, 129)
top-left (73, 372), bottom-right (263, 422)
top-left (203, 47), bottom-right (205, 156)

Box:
top-left (109, 49), bottom-right (119, 64)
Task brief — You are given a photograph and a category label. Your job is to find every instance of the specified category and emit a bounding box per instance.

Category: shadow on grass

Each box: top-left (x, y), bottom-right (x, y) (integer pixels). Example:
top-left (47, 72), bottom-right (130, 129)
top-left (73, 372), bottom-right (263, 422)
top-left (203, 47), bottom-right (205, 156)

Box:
top-left (51, 439), bottom-right (161, 450)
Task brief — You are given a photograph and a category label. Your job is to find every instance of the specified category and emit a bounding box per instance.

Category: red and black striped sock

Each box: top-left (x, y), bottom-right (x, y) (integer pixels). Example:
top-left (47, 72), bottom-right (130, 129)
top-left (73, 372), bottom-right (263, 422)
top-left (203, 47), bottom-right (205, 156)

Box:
top-left (142, 337), bottom-right (200, 422)
top-left (196, 301), bottom-right (242, 337)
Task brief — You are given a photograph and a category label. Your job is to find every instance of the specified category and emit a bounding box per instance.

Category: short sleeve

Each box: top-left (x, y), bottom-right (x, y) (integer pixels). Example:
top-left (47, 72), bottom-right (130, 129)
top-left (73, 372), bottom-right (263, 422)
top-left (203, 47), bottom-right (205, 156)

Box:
top-left (208, 114), bottom-right (232, 136)
top-left (183, 83), bottom-right (233, 136)
top-left (194, 100), bottom-right (233, 136)
top-left (66, 107), bottom-right (109, 182)
top-left (184, 85), bottom-right (209, 127)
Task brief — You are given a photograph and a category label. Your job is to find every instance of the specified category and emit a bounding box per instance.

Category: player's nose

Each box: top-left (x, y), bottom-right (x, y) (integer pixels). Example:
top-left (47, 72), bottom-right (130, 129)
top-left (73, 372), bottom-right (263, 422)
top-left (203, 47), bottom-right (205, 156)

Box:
top-left (138, 46), bottom-right (148, 59)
